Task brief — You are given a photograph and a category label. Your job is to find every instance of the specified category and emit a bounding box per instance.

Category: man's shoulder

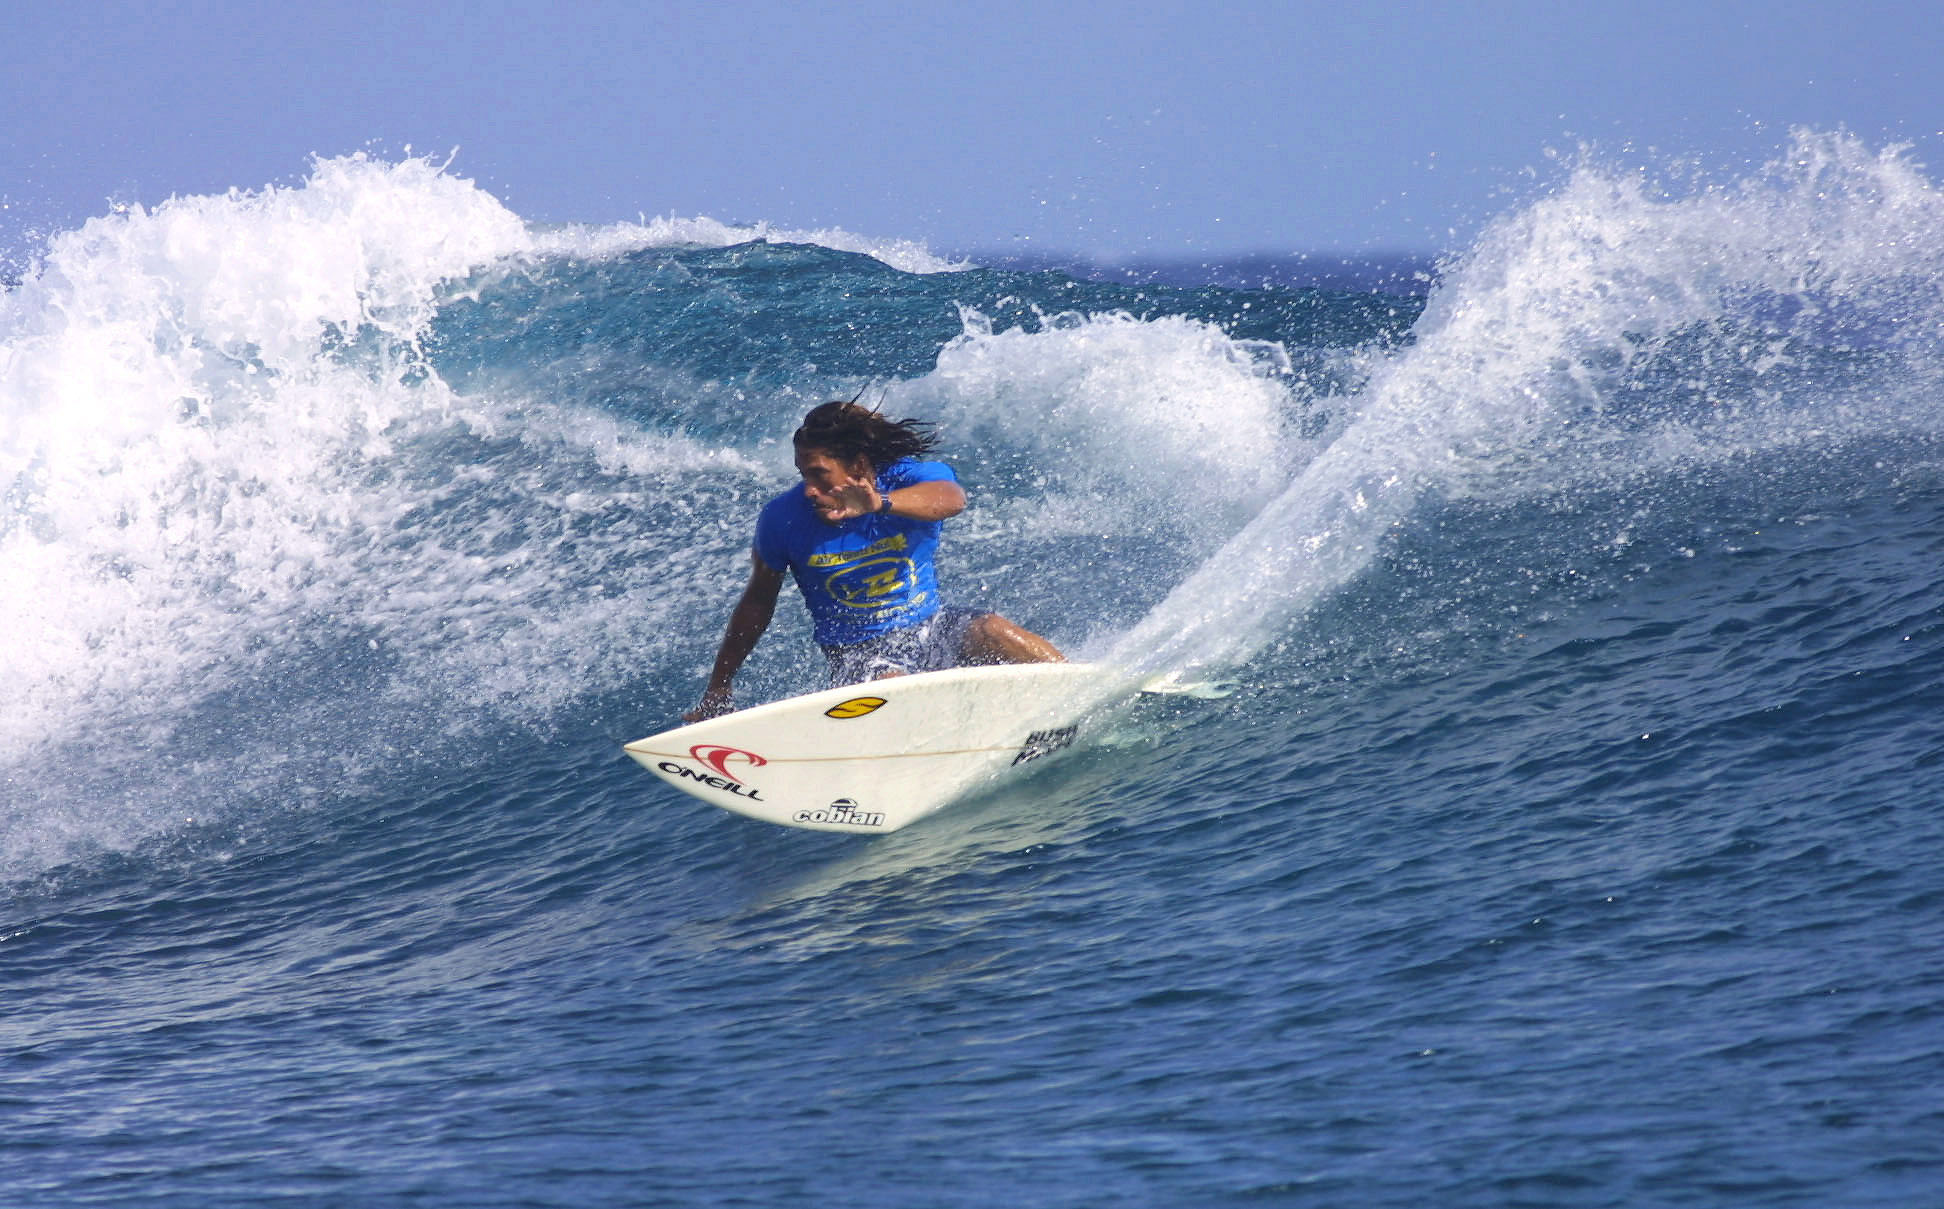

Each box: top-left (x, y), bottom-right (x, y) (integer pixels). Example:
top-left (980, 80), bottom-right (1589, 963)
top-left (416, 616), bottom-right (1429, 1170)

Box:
top-left (758, 482), bottom-right (810, 519)
top-left (881, 457), bottom-right (958, 487)
top-left (754, 485), bottom-right (813, 550)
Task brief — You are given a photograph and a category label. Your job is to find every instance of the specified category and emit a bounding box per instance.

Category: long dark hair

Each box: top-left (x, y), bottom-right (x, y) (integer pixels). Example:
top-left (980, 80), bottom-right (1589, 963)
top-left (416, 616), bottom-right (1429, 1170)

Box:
top-left (792, 400), bottom-right (939, 469)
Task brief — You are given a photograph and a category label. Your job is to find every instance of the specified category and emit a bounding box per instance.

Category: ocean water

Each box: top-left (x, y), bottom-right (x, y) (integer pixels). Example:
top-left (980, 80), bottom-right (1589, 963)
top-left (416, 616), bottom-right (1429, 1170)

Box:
top-left (4, 131), bottom-right (1943, 1206)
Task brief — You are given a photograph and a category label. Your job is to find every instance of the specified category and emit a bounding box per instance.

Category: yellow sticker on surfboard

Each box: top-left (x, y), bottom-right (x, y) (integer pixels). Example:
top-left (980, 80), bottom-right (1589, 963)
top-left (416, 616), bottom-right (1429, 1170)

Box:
top-left (824, 696), bottom-right (887, 719)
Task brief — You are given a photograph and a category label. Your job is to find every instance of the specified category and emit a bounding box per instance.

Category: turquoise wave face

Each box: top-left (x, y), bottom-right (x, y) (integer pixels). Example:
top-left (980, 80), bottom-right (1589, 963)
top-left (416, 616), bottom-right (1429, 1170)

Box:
top-left (6, 132), bottom-right (1944, 879)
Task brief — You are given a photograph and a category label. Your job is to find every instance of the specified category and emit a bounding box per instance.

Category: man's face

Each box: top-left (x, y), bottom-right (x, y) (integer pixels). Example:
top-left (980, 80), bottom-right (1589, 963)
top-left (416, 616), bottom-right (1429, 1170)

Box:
top-left (794, 446), bottom-right (873, 524)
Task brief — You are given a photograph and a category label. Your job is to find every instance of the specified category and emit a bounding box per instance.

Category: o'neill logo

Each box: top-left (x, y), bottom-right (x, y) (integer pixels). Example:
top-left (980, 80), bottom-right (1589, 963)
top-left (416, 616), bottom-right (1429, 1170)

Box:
top-left (656, 744), bottom-right (768, 801)
top-left (690, 744), bottom-right (766, 779)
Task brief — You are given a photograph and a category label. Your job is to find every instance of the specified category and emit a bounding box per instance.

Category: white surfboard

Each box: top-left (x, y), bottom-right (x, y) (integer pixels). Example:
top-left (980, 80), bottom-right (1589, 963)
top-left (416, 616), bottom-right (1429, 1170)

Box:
top-left (624, 663), bottom-right (1129, 833)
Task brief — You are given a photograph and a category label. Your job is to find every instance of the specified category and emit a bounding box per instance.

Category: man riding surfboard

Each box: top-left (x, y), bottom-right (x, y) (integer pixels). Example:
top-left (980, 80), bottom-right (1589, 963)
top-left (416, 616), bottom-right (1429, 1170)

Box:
top-left (686, 401), bottom-right (1063, 722)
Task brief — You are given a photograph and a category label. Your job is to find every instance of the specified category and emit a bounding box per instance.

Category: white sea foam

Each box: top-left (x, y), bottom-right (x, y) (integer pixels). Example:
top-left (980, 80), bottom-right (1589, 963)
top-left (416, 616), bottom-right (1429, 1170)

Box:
top-left (898, 305), bottom-right (1303, 538)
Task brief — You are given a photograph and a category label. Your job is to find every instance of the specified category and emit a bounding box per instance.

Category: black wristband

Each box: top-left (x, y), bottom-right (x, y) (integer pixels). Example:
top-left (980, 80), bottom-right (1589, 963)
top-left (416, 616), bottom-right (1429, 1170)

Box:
top-left (877, 493), bottom-right (894, 514)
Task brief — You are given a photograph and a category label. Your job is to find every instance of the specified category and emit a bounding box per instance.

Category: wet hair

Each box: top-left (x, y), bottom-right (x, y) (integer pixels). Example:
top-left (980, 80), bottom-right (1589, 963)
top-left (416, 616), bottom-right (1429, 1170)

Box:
top-left (792, 400), bottom-right (939, 470)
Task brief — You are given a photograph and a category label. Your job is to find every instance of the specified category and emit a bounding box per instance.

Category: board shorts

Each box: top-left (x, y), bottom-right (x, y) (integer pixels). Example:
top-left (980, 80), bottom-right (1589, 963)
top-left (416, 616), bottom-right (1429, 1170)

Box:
top-left (820, 606), bottom-right (989, 687)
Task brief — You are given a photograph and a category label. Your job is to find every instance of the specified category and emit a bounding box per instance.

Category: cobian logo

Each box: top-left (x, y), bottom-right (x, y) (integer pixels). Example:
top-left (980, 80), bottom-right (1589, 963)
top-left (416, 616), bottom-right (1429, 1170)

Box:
top-left (824, 696), bottom-right (887, 720)
top-left (794, 797), bottom-right (887, 828)
top-left (689, 744), bottom-right (766, 779)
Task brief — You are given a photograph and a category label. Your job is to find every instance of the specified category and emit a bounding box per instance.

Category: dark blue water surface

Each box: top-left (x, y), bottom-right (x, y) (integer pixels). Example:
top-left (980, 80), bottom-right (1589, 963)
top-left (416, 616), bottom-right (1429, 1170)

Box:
top-left (5, 137), bottom-right (1943, 1206)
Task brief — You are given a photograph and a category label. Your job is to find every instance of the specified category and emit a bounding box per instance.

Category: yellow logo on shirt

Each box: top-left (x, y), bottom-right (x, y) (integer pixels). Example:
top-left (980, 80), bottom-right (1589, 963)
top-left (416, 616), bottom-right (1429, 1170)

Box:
top-left (825, 556), bottom-right (916, 608)
top-left (806, 533), bottom-right (907, 568)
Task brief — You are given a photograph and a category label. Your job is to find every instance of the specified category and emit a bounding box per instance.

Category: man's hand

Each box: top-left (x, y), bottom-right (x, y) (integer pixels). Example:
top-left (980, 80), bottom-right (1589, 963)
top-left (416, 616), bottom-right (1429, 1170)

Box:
top-left (811, 480), bottom-right (881, 524)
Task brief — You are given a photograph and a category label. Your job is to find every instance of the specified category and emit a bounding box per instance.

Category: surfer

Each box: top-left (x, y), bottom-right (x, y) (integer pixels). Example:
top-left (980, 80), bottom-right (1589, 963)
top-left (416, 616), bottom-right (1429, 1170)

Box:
top-left (685, 401), bottom-right (1063, 721)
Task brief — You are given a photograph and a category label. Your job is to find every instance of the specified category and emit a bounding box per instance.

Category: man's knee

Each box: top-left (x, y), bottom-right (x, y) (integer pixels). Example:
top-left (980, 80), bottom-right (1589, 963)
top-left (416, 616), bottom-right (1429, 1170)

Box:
top-left (962, 613), bottom-right (1063, 665)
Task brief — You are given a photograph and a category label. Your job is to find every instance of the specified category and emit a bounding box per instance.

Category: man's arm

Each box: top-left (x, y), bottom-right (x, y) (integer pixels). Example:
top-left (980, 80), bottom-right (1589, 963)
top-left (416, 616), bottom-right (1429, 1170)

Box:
top-left (880, 479), bottom-right (965, 521)
top-left (685, 551), bottom-right (785, 722)
top-left (827, 478), bottom-right (967, 522)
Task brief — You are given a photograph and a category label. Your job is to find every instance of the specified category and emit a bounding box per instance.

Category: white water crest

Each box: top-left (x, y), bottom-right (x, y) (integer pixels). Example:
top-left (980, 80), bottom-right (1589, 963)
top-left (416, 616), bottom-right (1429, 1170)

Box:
top-left (1, 156), bottom-right (522, 749)
top-left (0, 156), bottom-right (783, 876)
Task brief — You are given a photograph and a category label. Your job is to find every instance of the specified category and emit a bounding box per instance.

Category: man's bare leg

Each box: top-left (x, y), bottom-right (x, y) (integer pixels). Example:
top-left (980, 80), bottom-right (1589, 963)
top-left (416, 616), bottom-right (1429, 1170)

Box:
top-left (962, 614), bottom-right (1065, 665)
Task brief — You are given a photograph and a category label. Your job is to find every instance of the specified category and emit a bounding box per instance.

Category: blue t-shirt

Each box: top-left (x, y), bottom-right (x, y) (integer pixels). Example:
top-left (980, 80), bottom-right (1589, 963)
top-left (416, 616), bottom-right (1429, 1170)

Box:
top-left (754, 458), bottom-right (957, 647)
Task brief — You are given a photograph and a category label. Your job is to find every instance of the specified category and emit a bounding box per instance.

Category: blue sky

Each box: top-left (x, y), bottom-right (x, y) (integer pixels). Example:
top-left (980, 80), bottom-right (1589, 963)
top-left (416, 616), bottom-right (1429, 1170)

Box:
top-left (3, 1), bottom-right (1938, 260)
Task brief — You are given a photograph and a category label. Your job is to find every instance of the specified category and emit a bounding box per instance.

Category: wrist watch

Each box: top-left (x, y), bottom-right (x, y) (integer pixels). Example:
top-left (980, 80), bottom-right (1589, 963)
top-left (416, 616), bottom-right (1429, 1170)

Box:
top-left (877, 493), bottom-right (894, 514)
